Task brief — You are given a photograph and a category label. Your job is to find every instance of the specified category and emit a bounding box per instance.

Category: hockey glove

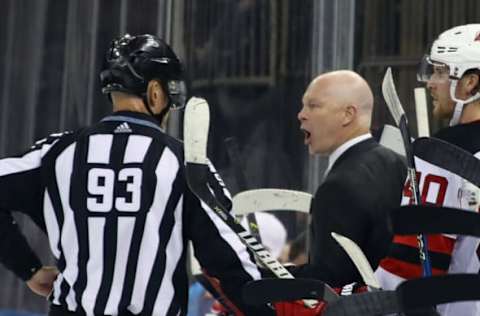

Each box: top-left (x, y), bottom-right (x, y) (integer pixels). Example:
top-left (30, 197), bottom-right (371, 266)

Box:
top-left (273, 282), bottom-right (368, 316)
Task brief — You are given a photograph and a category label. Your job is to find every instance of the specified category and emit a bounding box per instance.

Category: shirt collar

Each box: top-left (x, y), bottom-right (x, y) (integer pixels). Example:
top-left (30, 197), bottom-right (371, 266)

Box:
top-left (101, 111), bottom-right (165, 132)
top-left (109, 110), bottom-right (160, 125)
top-left (325, 133), bottom-right (372, 176)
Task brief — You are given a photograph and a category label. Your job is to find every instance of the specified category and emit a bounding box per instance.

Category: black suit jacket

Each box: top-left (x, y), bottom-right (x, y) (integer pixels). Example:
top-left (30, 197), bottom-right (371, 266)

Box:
top-left (293, 138), bottom-right (406, 286)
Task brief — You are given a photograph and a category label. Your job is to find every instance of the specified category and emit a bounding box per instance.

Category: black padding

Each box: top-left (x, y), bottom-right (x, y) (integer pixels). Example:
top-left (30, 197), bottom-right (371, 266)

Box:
top-left (391, 205), bottom-right (480, 237)
top-left (323, 291), bottom-right (399, 316)
top-left (398, 274), bottom-right (480, 310)
top-left (413, 137), bottom-right (480, 187)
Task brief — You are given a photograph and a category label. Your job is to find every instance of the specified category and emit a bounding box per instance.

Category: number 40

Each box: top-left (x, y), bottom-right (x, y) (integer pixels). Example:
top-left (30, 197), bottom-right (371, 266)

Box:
top-left (404, 172), bottom-right (448, 206)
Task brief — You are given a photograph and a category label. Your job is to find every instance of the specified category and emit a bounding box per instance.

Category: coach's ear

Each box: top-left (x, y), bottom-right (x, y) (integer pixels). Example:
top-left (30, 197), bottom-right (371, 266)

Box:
top-left (342, 104), bottom-right (357, 126)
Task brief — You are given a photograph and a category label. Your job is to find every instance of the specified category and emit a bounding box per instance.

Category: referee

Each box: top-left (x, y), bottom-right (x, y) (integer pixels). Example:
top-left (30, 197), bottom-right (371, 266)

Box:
top-left (0, 34), bottom-right (273, 316)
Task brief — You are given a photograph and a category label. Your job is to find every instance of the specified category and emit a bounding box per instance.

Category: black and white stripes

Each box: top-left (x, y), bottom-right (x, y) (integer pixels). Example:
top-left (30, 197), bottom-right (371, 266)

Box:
top-left (46, 131), bottom-right (185, 315)
top-left (0, 112), bottom-right (263, 316)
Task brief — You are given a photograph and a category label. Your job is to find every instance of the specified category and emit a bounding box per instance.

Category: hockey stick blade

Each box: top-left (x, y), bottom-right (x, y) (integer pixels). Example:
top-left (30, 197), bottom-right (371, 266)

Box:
top-left (323, 291), bottom-right (400, 316)
top-left (413, 137), bottom-right (480, 187)
top-left (382, 67), bottom-right (413, 162)
top-left (414, 87), bottom-right (430, 137)
top-left (184, 97), bottom-right (318, 307)
top-left (382, 67), bottom-right (405, 126)
top-left (331, 233), bottom-right (380, 290)
top-left (379, 124), bottom-right (406, 158)
top-left (232, 189), bottom-right (312, 215)
top-left (242, 278), bottom-right (338, 306)
top-left (391, 205), bottom-right (480, 237)
top-left (324, 275), bottom-right (480, 316)
top-left (184, 97), bottom-right (209, 164)
top-left (398, 274), bottom-right (480, 311)
top-left (382, 67), bottom-right (415, 165)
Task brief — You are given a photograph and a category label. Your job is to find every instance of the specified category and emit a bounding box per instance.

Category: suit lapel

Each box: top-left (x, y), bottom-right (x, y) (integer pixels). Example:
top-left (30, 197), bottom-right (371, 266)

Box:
top-left (329, 138), bottom-right (377, 174)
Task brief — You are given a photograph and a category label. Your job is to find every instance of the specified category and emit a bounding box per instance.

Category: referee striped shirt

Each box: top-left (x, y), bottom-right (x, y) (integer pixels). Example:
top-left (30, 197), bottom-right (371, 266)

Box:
top-left (0, 111), bottom-right (269, 316)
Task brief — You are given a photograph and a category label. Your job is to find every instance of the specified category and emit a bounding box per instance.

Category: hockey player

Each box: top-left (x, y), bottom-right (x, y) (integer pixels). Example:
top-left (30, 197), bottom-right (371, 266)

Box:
top-left (376, 24), bottom-right (480, 315)
top-left (0, 33), bottom-right (274, 316)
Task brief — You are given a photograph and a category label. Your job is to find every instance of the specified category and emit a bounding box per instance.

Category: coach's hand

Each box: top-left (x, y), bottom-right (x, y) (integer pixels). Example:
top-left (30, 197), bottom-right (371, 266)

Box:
top-left (27, 266), bottom-right (59, 297)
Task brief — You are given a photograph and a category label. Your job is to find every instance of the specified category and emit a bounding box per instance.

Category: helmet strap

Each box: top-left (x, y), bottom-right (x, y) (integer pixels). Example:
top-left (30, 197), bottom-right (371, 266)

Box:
top-left (449, 101), bottom-right (464, 126)
top-left (449, 79), bottom-right (480, 126)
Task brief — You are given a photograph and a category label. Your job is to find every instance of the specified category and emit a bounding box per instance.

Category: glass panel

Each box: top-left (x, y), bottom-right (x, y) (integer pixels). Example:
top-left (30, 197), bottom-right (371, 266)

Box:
top-left (180, 0), bottom-right (314, 240)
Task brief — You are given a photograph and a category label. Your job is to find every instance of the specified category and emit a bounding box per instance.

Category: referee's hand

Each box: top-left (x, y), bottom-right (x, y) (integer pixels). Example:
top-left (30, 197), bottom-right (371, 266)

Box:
top-left (26, 266), bottom-right (59, 297)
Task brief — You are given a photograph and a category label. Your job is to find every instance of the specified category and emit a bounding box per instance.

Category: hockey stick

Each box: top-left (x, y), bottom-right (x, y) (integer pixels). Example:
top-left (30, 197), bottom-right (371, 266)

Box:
top-left (182, 105), bottom-right (237, 314)
top-left (184, 97), bottom-right (318, 307)
top-left (382, 67), bottom-right (432, 276)
top-left (330, 233), bottom-right (380, 290)
top-left (323, 292), bottom-right (439, 316)
top-left (242, 278), bottom-right (338, 306)
top-left (413, 137), bottom-right (480, 187)
top-left (232, 189), bottom-right (312, 215)
top-left (379, 124), bottom-right (406, 158)
top-left (414, 87), bottom-right (430, 137)
top-left (195, 274), bottom-right (236, 315)
top-left (224, 137), bottom-right (262, 243)
top-left (188, 243), bottom-right (237, 314)
top-left (323, 290), bottom-right (402, 316)
top-left (325, 274), bottom-right (480, 316)
top-left (397, 273), bottom-right (480, 311)
top-left (391, 205), bottom-right (480, 237)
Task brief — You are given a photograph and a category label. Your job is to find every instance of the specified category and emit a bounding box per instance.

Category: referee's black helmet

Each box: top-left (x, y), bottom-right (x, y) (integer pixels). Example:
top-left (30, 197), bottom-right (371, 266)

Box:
top-left (100, 33), bottom-right (187, 109)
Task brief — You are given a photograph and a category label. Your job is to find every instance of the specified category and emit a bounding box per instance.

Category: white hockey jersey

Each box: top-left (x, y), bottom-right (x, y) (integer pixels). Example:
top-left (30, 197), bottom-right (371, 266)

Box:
top-left (376, 121), bottom-right (480, 316)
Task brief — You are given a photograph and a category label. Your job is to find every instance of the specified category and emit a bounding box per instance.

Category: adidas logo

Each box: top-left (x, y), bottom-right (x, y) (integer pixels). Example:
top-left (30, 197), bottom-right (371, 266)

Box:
top-left (114, 122), bottom-right (132, 133)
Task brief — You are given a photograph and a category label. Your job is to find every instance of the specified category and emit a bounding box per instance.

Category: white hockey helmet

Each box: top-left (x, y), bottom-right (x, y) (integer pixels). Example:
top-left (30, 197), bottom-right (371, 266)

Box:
top-left (417, 24), bottom-right (480, 125)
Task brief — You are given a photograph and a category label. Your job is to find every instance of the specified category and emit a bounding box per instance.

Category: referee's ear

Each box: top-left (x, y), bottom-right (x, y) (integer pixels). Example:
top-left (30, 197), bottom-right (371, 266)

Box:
top-left (146, 79), bottom-right (168, 115)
